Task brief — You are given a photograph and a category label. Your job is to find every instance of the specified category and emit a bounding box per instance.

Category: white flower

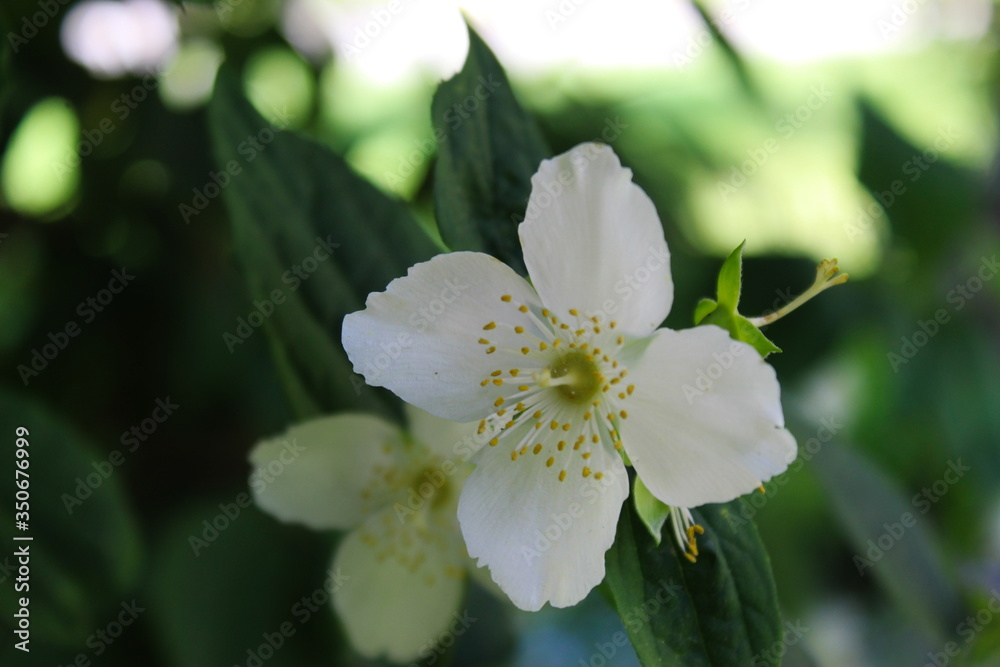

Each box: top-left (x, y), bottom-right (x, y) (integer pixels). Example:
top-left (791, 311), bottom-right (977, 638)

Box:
top-left (248, 406), bottom-right (483, 662)
top-left (342, 142), bottom-right (796, 612)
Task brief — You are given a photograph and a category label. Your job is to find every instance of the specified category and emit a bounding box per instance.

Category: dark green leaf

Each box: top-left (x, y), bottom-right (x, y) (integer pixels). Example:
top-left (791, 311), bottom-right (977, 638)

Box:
top-left (855, 101), bottom-right (979, 268)
top-left (688, 1), bottom-right (769, 116)
top-left (0, 391), bottom-right (141, 648)
top-left (146, 501), bottom-right (337, 666)
top-left (432, 24), bottom-right (549, 275)
top-left (814, 443), bottom-right (965, 641)
top-left (209, 67), bottom-right (440, 419)
top-left (605, 500), bottom-right (782, 666)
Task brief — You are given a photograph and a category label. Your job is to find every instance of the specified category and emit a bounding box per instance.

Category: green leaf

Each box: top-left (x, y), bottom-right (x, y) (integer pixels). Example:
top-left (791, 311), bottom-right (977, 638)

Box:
top-left (432, 24), bottom-right (549, 275)
top-left (605, 500), bottom-right (782, 666)
top-left (734, 315), bottom-right (782, 357)
top-left (693, 298), bottom-right (718, 326)
top-left (813, 443), bottom-right (965, 641)
top-left (0, 391), bottom-right (141, 648)
top-left (146, 501), bottom-right (337, 666)
top-left (696, 241), bottom-right (780, 358)
top-left (209, 67), bottom-right (440, 419)
top-left (715, 241), bottom-right (745, 311)
top-left (633, 477), bottom-right (670, 545)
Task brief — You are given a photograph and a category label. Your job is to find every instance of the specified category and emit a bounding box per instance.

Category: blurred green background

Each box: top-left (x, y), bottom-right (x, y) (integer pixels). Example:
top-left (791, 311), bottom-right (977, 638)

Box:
top-left (1, 0), bottom-right (999, 665)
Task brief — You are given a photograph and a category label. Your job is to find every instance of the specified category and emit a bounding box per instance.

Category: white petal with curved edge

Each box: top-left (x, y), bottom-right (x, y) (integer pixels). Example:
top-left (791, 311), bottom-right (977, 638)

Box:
top-left (249, 414), bottom-right (403, 530)
top-left (343, 252), bottom-right (545, 423)
top-left (619, 325), bottom-right (797, 507)
top-left (457, 420), bottom-right (629, 611)
top-left (520, 143), bottom-right (672, 337)
top-left (404, 404), bottom-right (487, 462)
top-left (333, 507), bottom-right (467, 663)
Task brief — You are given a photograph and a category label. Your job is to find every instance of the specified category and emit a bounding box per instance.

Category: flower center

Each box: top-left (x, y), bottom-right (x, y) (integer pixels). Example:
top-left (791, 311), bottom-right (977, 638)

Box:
top-left (415, 465), bottom-right (453, 511)
top-left (546, 351), bottom-right (601, 404)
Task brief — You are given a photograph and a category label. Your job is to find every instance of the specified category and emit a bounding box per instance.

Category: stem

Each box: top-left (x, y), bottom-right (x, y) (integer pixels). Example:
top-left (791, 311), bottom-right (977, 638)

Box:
top-left (748, 258), bottom-right (848, 327)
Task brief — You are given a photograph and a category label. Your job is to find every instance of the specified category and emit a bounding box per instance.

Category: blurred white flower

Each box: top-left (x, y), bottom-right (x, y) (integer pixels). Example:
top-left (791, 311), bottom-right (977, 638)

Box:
top-left (249, 406), bottom-right (482, 662)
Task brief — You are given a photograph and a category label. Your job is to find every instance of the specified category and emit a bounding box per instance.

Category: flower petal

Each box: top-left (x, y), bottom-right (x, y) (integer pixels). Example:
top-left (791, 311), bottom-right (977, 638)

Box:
top-left (619, 325), bottom-right (796, 507)
top-left (520, 143), bottom-right (672, 337)
top-left (457, 421), bottom-right (629, 611)
top-left (249, 414), bottom-right (403, 530)
top-left (404, 404), bottom-right (485, 462)
top-left (343, 251), bottom-right (545, 422)
top-left (333, 507), bottom-right (467, 662)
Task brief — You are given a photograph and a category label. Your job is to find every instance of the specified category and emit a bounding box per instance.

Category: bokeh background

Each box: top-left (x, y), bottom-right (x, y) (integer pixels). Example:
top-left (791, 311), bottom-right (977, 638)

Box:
top-left (1, 0), bottom-right (999, 665)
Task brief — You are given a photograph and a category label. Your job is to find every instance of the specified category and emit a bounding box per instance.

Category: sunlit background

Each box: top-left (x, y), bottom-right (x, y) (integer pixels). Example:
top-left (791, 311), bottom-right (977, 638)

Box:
top-left (2, 0), bottom-right (999, 665)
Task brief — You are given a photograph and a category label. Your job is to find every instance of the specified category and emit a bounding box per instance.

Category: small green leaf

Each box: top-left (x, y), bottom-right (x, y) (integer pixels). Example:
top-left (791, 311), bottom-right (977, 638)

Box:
top-left (734, 315), bottom-right (782, 357)
top-left (693, 298), bottom-right (718, 325)
top-left (633, 477), bottom-right (670, 545)
top-left (432, 23), bottom-right (549, 275)
top-left (715, 241), bottom-right (745, 311)
top-left (605, 500), bottom-right (782, 666)
top-left (697, 241), bottom-right (780, 358)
